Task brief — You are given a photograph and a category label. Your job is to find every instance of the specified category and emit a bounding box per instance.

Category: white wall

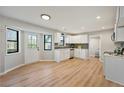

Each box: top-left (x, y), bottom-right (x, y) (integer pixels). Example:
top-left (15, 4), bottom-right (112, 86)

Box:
top-left (0, 15), bottom-right (55, 73)
top-left (5, 31), bottom-right (25, 71)
top-left (0, 26), bottom-right (6, 74)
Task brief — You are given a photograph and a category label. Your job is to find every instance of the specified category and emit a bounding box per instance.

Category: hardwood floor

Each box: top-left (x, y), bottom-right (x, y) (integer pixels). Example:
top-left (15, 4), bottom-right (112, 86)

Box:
top-left (0, 58), bottom-right (123, 87)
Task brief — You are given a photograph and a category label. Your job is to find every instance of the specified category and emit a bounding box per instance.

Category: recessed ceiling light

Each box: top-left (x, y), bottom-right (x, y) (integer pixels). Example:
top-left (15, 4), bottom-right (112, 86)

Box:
top-left (41, 14), bottom-right (51, 20)
top-left (102, 27), bottom-right (105, 29)
top-left (62, 27), bottom-right (66, 31)
top-left (96, 16), bottom-right (101, 19)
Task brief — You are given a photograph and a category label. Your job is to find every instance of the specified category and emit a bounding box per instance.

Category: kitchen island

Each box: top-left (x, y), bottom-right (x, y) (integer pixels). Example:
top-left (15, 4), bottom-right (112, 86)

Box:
top-left (104, 54), bottom-right (124, 85)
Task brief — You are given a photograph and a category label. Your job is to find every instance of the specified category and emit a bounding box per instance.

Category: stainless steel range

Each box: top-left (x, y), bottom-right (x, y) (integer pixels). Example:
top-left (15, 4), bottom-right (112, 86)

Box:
top-left (70, 48), bottom-right (74, 59)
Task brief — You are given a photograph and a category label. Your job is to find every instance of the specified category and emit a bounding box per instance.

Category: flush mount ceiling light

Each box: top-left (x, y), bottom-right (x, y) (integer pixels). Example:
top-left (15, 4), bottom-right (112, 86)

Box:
top-left (41, 14), bottom-right (51, 21)
top-left (96, 16), bottom-right (101, 19)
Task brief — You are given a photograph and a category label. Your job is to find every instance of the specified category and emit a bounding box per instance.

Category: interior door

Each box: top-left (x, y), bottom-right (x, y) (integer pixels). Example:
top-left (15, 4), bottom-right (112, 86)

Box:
top-left (24, 32), bottom-right (41, 64)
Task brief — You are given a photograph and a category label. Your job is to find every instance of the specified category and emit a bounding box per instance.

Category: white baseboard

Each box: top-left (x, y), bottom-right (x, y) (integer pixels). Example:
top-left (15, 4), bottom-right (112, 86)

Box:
top-left (99, 58), bottom-right (103, 62)
top-left (105, 77), bottom-right (124, 86)
top-left (0, 72), bottom-right (5, 76)
top-left (40, 60), bottom-right (55, 62)
top-left (0, 60), bottom-right (55, 76)
top-left (4, 64), bottom-right (25, 75)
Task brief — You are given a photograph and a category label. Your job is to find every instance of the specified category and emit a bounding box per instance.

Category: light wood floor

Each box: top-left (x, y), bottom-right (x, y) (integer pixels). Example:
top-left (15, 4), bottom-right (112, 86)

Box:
top-left (0, 58), bottom-right (123, 87)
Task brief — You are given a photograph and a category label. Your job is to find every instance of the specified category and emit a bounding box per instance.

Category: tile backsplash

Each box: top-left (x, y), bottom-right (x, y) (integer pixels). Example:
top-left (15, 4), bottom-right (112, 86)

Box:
top-left (54, 43), bottom-right (89, 49)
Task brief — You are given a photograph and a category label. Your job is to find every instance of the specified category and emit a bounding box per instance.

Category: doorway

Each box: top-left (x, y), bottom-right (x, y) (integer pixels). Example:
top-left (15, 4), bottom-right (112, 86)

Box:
top-left (24, 32), bottom-right (42, 64)
top-left (89, 36), bottom-right (100, 58)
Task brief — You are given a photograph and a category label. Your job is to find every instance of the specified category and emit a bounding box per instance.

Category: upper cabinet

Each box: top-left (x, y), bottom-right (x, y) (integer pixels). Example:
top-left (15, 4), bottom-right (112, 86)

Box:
top-left (118, 7), bottom-right (124, 27)
top-left (54, 32), bottom-right (65, 46)
top-left (70, 35), bottom-right (88, 43)
top-left (65, 35), bottom-right (71, 44)
top-left (54, 33), bottom-right (61, 43)
top-left (119, 6), bottom-right (124, 18)
top-left (114, 7), bottom-right (124, 42)
top-left (116, 27), bottom-right (124, 42)
top-left (54, 32), bottom-right (88, 44)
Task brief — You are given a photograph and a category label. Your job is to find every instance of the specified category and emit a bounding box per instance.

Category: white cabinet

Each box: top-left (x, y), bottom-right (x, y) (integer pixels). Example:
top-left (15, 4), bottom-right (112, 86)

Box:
top-left (65, 35), bottom-right (71, 44)
top-left (116, 27), bottom-right (124, 42)
top-left (119, 6), bottom-right (124, 18)
top-left (81, 49), bottom-right (88, 59)
top-left (70, 35), bottom-right (88, 43)
top-left (114, 7), bottom-right (124, 42)
top-left (74, 49), bottom-right (88, 59)
top-left (74, 49), bottom-right (80, 58)
top-left (54, 33), bottom-right (61, 43)
top-left (54, 49), bottom-right (70, 62)
top-left (55, 48), bottom-right (88, 62)
top-left (81, 35), bottom-right (88, 43)
top-left (104, 55), bottom-right (124, 85)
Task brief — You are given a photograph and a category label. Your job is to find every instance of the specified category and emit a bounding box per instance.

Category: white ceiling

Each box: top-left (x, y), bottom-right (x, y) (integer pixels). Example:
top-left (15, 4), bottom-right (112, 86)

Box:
top-left (0, 6), bottom-right (116, 34)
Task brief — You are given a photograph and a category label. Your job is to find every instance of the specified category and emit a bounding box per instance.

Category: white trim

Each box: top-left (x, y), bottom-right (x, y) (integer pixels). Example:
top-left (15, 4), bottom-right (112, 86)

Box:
top-left (0, 60), bottom-right (55, 76)
top-left (105, 77), bottom-right (124, 86)
top-left (99, 58), bottom-right (103, 62)
top-left (40, 60), bottom-right (55, 62)
top-left (0, 72), bottom-right (6, 76)
top-left (4, 64), bottom-right (25, 74)
top-left (5, 26), bottom-right (22, 56)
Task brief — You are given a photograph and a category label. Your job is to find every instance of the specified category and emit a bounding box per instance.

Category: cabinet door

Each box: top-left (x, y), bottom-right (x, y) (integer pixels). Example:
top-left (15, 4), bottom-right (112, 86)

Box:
top-left (66, 49), bottom-right (70, 59)
top-left (71, 36), bottom-right (75, 43)
top-left (55, 50), bottom-right (60, 62)
top-left (80, 49), bottom-right (85, 59)
top-left (65, 35), bottom-right (70, 44)
top-left (54, 33), bottom-right (61, 43)
top-left (120, 6), bottom-right (124, 18)
top-left (81, 35), bottom-right (88, 43)
top-left (69, 36), bottom-right (73, 43)
top-left (116, 27), bottom-right (124, 41)
top-left (74, 49), bottom-right (78, 57)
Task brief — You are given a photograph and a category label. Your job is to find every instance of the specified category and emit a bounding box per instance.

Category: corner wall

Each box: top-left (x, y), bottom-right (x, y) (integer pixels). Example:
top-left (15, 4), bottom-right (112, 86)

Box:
top-left (0, 26), bottom-right (6, 74)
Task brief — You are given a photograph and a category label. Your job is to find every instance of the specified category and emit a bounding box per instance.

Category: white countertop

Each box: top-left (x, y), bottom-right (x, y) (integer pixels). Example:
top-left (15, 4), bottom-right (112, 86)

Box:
top-left (104, 53), bottom-right (124, 58)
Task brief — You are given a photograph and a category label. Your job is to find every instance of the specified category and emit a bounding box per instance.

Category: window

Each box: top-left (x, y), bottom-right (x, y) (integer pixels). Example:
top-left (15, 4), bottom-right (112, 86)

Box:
top-left (28, 34), bottom-right (37, 48)
top-left (44, 35), bottom-right (52, 50)
top-left (6, 28), bottom-right (19, 54)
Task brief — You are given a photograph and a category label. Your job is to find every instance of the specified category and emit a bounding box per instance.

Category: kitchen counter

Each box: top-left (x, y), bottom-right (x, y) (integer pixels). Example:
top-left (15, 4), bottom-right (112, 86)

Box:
top-left (54, 48), bottom-right (89, 62)
top-left (103, 54), bottom-right (124, 85)
top-left (104, 53), bottom-right (124, 57)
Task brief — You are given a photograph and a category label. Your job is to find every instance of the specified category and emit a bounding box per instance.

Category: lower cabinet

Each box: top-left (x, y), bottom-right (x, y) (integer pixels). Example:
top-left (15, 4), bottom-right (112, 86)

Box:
top-left (54, 49), bottom-right (70, 62)
top-left (55, 48), bottom-right (88, 63)
top-left (74, 49), bottom-right (88, 59)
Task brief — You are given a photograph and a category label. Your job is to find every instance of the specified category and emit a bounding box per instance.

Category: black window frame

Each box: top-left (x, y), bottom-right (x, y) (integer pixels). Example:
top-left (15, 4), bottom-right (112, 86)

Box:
top-left (7, 28), bottom-right (19, 54)
top-left (44, 35), bottom-right (52, 51)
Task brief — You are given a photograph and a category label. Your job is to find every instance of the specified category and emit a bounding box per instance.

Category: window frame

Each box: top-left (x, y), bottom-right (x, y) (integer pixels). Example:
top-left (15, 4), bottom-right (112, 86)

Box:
top-left (6, 28), bottom-right (19, 54)
top-left (28, 34), bottom-right (37, 49)
top-left (44, 35), bottom-right (52, 51)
